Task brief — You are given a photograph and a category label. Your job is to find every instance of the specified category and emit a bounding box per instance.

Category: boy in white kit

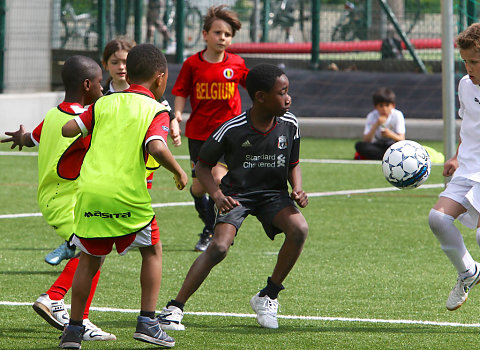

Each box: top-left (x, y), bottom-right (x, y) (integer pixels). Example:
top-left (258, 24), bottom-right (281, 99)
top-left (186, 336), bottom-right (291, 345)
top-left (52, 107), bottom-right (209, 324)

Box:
top-left (428, 23), bottom-right (480, 311)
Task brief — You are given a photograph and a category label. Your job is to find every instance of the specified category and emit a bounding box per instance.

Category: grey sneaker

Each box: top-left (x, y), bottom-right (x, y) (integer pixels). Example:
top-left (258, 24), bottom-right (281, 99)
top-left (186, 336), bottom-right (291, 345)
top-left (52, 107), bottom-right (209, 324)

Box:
top-left (45, 241), bottom-right (76, 265)
top-left (250, 293), bottom-right (279, 329)
top-left (194, 229), bottom-right (213, 252)
top-left (157, 306), bottom-right (185, 331)
top-left (446, 263), bottom-right (480, 311)
top-left (32, 293), bottom-right (69, 330)
top-left (133, 316), bottom-right (175, 347)
top-left (59, 324), bottom-right (84, 349)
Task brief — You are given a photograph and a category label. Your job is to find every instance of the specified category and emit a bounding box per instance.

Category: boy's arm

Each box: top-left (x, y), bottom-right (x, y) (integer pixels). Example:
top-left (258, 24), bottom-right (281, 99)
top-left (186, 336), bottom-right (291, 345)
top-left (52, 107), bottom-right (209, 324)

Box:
top-left (443, 138), bottom-right (460, 177)
top-left (288, 164), bottom-right (308, 208)
top-left (62, 119), bottom-right (82, 138)
top-left (147, 139), bottom-right (188, 190)
top-left (174, 96), bottom-right (186, 123)
top-left (169, 118), bottom-right (182, 147)
top-left (1, 125), bottom-right (35, 150)
top-left (196, 161), bottom-right (239, 214)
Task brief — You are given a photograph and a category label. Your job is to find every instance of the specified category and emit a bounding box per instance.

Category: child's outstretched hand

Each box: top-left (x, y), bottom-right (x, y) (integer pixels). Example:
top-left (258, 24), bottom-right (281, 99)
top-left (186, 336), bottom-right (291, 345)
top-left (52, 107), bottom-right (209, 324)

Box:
top-left (1, 125), bottom-right (28, 150)
top-left (173, 170), bottom-right (188, 190)
top-left (291, 190), bottom-right (308, 208)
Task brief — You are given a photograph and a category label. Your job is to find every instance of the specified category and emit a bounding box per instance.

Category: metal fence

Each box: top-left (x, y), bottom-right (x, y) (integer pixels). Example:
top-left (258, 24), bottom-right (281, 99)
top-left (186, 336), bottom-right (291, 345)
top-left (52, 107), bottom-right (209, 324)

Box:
top-left (0, 0), bottom-right (477, 92)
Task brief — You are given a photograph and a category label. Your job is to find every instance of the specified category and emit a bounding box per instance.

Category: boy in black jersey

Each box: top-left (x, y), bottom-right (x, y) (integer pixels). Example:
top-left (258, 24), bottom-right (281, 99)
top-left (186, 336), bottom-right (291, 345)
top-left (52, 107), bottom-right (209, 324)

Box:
top-left (158, 63), bottom-right (308, 330)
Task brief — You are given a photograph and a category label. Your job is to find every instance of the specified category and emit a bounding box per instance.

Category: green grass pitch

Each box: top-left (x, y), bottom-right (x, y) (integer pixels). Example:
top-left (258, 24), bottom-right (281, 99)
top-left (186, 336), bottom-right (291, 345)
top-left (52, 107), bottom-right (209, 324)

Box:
top-left (2, 138), bottom-right (480, 349)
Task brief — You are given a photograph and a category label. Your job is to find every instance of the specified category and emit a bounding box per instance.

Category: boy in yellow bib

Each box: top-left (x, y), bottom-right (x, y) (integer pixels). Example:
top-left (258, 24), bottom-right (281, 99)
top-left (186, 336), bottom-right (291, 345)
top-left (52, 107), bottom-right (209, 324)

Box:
top-left (59, 44), bottom-right (188, 349)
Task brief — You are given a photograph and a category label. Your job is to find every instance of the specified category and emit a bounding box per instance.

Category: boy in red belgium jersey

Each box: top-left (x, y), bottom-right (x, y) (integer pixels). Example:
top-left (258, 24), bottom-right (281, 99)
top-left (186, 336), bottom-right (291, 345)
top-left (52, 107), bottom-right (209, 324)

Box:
top-left (172, 5), bottom-right (249, 252)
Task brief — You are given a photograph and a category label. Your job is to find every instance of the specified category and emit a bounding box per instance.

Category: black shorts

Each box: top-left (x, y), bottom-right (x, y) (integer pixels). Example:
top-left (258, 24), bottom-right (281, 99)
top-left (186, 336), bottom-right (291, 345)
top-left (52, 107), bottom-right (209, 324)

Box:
top-left (215, 191), bottom-right (299, 240)
top-left (188, 138), bottom-right (226, 178)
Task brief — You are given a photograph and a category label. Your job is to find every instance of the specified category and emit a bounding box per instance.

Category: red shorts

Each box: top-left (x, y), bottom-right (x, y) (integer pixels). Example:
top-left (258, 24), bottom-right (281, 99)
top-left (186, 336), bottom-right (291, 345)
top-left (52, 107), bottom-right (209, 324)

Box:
top-left (72, 217), bottom-right (160, 257)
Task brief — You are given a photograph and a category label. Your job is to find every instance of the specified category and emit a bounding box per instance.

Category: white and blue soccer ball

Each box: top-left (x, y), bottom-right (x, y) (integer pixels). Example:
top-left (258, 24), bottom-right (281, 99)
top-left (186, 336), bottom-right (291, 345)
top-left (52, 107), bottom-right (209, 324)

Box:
top-left (382, 140), bottom-right (431, 189)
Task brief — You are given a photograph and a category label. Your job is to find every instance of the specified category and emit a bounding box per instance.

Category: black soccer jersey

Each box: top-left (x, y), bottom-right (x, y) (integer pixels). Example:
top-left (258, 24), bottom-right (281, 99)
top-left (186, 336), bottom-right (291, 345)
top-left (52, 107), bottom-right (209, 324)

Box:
top-left (198, 110), bottom-right (300, 195)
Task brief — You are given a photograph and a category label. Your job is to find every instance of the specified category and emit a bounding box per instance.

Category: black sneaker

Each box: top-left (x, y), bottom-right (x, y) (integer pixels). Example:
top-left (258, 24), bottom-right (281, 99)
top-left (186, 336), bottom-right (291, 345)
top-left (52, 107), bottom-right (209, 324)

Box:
top-left (194, 229), bottom-right (213, 252)
top-left (133, 316), bottom-right (175, 347)
top-left (59, 324), bottom-right (84, 349)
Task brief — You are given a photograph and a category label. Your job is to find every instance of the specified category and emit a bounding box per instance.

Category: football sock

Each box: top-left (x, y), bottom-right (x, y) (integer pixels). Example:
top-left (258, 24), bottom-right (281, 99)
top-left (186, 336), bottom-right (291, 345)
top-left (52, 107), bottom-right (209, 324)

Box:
top-left (205, 197), bottom-right (216, 232)
top-left (83, 270), bottom-right (101, 319)
top-left (429, 209), bottom-right (476, 274)
top-left (67, 239), bottom-right (76, 249)
top-left (140, 310), bottom-right (155, 319)
top-left (259, 277), bottom-right (284, 300)
top-left (190, 187), bottom-right (209, 225)
top-left (47, 257), bottom-right (79, 300)
top-left (69, 319), bottom-right (83, 327)
top-left (166, 299), bottom-right (184, 311)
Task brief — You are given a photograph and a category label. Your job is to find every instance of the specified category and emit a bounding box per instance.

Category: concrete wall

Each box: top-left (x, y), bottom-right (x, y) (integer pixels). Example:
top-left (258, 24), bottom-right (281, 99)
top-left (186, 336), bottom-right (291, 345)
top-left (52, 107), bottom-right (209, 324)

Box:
top-left (4, 0), bottom-right (52, 92)
top-left (0, 92), bottom-right (64, 133)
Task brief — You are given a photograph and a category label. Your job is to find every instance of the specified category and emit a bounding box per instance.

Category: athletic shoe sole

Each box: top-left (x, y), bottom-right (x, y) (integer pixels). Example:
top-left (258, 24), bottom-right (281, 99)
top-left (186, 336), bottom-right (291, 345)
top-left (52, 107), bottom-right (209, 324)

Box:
top-left (32, 301), bottom-right (64, 330)
top-left (133, 332), bottom-right (175, 347)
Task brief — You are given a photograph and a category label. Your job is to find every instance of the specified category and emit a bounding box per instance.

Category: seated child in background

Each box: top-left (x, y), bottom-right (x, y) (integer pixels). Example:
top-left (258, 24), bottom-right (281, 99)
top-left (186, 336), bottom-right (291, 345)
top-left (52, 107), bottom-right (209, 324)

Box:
top-left (354, 87), bottom-right (405, 160)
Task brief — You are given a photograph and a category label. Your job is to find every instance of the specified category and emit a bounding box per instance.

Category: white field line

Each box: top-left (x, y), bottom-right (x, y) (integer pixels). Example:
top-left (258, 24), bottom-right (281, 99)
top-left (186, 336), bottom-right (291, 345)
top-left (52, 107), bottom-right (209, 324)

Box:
top-left (0, 301), bottom-right (479, 328)
top-left (0, 184), bottom-right (444, 220)
top-left (0, 152), bottom-right (444, 165)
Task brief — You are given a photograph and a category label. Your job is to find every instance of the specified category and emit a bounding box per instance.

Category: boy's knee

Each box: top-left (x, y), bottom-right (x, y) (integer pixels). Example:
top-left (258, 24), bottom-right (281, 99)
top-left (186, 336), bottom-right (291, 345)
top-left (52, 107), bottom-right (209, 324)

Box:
top-left (206, 240), bottom-right (229, 262)
top-left (286, 222), bottom-right (308, 246)
top-left (428, 208), bottom-right (454, 233)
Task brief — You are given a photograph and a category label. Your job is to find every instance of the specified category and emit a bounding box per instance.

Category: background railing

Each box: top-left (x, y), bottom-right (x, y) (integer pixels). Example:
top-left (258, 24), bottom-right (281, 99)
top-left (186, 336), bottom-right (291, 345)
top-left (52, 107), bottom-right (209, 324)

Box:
top-left (0, 0), bottom-right (477, 92)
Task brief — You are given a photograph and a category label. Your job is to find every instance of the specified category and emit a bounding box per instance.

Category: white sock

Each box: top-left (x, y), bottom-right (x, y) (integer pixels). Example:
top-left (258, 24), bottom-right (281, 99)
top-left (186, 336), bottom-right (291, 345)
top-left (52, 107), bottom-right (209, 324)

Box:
top-left (429, 208), bottom-right (476, 275)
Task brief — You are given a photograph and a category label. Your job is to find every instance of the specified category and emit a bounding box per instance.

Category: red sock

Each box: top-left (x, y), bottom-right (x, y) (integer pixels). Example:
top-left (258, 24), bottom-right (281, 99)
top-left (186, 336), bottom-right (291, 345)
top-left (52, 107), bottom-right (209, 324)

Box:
top-left (83, 269), bottom-right (101, 320)
top-left (46, 257), bottom-right (79, 300)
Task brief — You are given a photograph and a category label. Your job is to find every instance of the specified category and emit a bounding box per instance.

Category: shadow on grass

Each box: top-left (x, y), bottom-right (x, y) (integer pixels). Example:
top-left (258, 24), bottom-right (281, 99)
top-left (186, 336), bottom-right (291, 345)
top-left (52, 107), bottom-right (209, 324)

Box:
top-left (182, 320), bottom-right (480, 336)
top-left (0, 270), bottom-right (60, 276)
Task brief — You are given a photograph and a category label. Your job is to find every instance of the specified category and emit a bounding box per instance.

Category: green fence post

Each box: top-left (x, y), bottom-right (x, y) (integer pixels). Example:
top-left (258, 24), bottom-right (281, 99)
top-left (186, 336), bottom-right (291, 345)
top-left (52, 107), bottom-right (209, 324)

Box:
top-left (262, 0), bottom-right (270, 42)
top-left (175, 0), bottom-right (184, 63)
top-left (459, 0), bottom-right (466, 32)
top-left (311, 0), bottom-right (320, 69)
top-left (134, 0), bottom-right (143, 44)
top-left (115, 0), bottom-right (127, 35)
top-left (0, 0), bottom-right (5, 93)
top-left (98, 0), bottom-right (107, 52)
top-left (467, 0), bottom-right (477, 26)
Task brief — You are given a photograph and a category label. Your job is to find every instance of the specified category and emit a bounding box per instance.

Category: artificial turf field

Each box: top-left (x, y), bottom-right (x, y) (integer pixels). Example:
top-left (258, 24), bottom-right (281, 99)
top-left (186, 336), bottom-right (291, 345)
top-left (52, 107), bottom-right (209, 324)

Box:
top-left (2, 138), bottom-right (480, 350)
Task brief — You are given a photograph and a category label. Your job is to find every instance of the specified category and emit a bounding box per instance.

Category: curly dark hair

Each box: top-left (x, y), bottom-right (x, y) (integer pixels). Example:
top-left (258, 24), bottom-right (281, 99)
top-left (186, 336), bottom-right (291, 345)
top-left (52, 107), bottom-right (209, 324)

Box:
top-left (126, 43), bottom-right (167, 83)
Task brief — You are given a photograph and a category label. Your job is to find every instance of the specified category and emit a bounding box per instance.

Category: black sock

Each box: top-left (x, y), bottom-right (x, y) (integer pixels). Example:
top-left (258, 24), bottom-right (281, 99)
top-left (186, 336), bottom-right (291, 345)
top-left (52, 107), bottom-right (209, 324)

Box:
top-left (140, 310), bottom-right (155, 319)
top-left (258, 277), bottom-right (285, 300)
top-left (191, 187), bottom-right (209, 225)
top-left (204, 197), bottom-right (216, 232)
top-left (69, 319), bottom-right (83, 327)
top-left (166, 299), bottom-right (185, 311)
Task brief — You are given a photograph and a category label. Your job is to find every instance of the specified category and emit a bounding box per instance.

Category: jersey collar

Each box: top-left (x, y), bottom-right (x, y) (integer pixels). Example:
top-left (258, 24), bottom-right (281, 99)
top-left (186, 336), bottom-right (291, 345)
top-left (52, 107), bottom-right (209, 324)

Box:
top-left (58, 102), bottom-right (86, 115)
top-left (125, 84), bottom-right (156, 99)
top-left (198, 49), bottom-right (229, 63)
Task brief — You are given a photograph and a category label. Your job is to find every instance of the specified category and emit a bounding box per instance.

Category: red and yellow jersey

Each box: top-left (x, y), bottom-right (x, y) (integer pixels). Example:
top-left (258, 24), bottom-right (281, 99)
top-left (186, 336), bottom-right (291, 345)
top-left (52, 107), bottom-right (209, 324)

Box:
top-left (172, 50), bottom-right (249, 141)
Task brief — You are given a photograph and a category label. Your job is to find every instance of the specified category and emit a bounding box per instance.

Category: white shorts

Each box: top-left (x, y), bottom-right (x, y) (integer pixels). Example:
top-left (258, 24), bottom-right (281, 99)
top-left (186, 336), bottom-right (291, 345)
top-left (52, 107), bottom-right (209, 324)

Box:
top-left (440, 176), bottom-right (480, 229)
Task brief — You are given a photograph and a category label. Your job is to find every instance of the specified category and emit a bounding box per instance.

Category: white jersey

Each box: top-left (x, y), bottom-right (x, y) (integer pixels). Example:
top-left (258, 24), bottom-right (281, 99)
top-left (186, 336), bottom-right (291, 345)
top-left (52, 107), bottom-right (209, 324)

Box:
top-left (363, 108), bottom-right (405, 143)
top-left (454, 75), bottom-right (480, 181)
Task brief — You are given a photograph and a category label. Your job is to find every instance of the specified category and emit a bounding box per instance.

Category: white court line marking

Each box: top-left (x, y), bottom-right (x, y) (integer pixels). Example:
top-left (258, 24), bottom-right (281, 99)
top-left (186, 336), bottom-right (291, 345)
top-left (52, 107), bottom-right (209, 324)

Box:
top-left (0, 184), bottom-right (444, 220)
top-left (1, 301), bottom-right (478, 328)
top-left (0, 152), bottom-right (444, 165)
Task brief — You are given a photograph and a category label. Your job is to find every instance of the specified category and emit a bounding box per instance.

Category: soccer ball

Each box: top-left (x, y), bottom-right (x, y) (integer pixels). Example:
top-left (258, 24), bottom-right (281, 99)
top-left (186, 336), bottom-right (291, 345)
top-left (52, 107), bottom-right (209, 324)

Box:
top-left (382, 140), bottom-right (431, 189)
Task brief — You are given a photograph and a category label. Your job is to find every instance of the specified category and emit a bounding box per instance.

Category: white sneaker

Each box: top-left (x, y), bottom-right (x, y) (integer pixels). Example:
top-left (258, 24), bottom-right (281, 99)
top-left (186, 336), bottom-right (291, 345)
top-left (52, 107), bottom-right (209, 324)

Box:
top-left (157, 306), bottom-right (185, 331)
top-left (82, 319), bottom-right (116, 341)
top-left (446, 263), bottom-right (480, 311)
top-left (250, 293), bottom-right (279, 329)
top-left (33, 293), bottom-right (69, 330)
